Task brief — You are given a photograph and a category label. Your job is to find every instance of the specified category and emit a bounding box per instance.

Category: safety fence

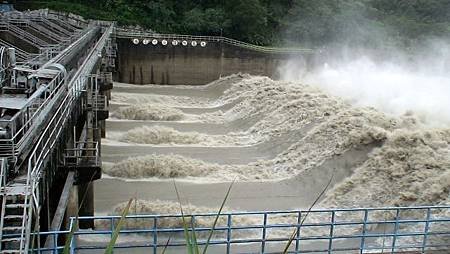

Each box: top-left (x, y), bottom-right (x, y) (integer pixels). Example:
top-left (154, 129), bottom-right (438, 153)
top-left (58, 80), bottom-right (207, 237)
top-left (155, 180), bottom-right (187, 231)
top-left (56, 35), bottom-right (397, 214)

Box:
top-left (116, 28), bottom-right (313, 54)
top-left (64, 141), bottom-right (100, 168)
top-left (24, 205), bottom-right (450, 253)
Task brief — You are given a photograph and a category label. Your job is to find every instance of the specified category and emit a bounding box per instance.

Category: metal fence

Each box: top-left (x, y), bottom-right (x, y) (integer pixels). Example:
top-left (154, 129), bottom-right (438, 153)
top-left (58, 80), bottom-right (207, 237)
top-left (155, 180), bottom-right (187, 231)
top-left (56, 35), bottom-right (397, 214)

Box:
top-left (64, 141), bottom-right (100, 167)
top-left (115, 28), bottom-right (314, 54)
top-left (28, 205), bottom-right (450, 253)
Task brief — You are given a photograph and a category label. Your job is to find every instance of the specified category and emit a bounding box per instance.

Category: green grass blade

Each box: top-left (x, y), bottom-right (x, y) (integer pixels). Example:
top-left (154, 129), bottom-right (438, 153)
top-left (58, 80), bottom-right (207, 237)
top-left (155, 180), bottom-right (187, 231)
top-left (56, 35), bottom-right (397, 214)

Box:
top-left (104, 198), bottom-right (133, 254)
top-left (202, 179), bottom-right (234, 254)
top-left (282, 171), bottom-right (335, 254)
top-left (190, 217), bottom-right (200, 254)
top-left (63, 219), bottom-right (78, 254)
top-left (174, 180), bottom-right (194, 254)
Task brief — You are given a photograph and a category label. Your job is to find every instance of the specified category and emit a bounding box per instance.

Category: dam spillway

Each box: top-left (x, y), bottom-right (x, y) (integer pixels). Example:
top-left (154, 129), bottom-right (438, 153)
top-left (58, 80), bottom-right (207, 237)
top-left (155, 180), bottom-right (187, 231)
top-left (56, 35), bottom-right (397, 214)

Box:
top-left (94, 73), bottom-right (450, 253)
top-left (0, 6), bottom-right (449, 254)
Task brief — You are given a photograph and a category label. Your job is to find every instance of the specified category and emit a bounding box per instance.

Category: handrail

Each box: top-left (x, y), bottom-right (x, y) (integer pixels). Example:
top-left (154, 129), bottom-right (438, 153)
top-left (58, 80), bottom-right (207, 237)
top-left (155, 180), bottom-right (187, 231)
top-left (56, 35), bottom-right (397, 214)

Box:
top-left (22, 20), bottom-right (68, 43)
top-left (0, 158), bottom-right (6, 192)
top-left (3, 16), bottom-right (78, 43)
top-left (41, 26), bottom-right (96, 68)
top-left (40, 19), bottom-right (73, 37)
top-left (115, 28), bottom-right (314, 54)
top-left (2, 9), bottom-right (88, 29)
top-left (0, 158), bottom-right (6, 247)
top-left (0, 72), bottom-right (66, 157)
top-left (0, 25), bottom-right (100, 158)
top-left (22, 80), bottom-right (75, 252)
top-left (92, 94), bottom-right (107, 111)
top-left (47, 10), bottom-right (89, 28)
top-left (64, 141), bottom-right (100, 167)
top-left (0, 38), bottom-right (31, 61)
top-left (18, 23), bottom-right (114, 253)
top-left (28, 205), bottom-right (450, 253)
top-left (0, 22), bottom-right (52, 48)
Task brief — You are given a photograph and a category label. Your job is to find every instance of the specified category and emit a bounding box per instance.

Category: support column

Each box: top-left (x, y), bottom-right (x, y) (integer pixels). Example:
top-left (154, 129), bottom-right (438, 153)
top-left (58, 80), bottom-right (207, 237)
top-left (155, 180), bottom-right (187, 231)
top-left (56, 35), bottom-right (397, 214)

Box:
top-left (220, 41), bottom-right (225, 78)
top-left (100, 120), bottom-right (106, 138)
top-left (65, 184), bottom-right (78, 229)
top-left (45, 172), bottom-right (76, 249)
top-left (78, 182), bottom-right (94, 228)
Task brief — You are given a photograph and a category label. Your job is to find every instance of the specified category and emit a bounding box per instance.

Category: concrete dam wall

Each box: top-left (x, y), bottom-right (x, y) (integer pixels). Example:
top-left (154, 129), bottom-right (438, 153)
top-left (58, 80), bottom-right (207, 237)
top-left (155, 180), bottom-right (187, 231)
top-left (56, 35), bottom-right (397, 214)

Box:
top-left (116, 38), bottom-right (311, 85)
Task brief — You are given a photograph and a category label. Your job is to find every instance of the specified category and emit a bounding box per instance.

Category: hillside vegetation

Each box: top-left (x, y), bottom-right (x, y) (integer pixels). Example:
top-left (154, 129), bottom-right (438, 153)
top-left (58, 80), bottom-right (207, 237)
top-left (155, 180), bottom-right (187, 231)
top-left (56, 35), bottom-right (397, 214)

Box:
top-left (16, 0), bottom-right (450, 47)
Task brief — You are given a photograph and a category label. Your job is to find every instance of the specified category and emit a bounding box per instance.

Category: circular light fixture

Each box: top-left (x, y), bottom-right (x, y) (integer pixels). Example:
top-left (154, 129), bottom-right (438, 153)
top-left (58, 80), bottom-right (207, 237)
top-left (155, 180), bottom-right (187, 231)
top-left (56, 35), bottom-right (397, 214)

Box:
top-left (172, 40), bottom-right (179, 46)
top-left (152, 39), bottom-right (158, 45)
top-left (162, 39), bottom-right (168, 45)
top-left (191, 41), bottom-right (197, 47)
top-left (182, 40), bottom-right (188, 46)
top-left (132, 39), bottom-right (139, 44)
top-left (200, 41), bottom-right (207, 47)
top-left (142, 39), bottom-right (150, 45)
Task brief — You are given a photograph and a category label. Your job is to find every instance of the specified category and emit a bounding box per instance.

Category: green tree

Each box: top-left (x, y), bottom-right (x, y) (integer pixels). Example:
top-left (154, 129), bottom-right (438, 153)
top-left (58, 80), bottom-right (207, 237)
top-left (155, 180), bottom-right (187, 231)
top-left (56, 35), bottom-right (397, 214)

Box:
top-left (226, 0), bottom-right (270, 45)
top-left (15, 0), bottom-right (450, 47)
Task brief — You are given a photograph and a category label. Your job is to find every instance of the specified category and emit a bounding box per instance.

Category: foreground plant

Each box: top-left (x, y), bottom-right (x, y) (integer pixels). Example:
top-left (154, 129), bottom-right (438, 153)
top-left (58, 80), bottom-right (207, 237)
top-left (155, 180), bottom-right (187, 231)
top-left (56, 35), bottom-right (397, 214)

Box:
top-left (173, 179), bottom-right (234, 254)
top-left (282, 172), bottom-right (334, 253)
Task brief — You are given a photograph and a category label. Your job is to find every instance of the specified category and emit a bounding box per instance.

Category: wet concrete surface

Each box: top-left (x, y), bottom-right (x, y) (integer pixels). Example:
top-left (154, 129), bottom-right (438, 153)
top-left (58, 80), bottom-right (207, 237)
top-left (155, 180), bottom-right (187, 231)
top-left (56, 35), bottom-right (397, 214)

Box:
top-left (97, 82), bottom-right (369, 215)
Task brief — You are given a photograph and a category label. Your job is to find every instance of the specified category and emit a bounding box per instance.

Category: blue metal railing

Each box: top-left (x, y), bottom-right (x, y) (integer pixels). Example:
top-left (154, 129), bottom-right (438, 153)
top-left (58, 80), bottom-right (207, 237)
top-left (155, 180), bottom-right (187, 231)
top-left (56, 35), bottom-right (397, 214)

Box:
top-left (25, 205), bottom-right (450, 253)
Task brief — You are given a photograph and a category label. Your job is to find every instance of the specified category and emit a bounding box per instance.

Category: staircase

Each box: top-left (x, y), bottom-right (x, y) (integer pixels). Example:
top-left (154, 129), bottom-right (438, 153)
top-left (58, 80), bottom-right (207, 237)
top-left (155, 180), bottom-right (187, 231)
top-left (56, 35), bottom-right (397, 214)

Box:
top-left (0, 158), bottom-right (31, 253)
top-left (0, 187), bottom-right (30, 254)
top-left (0, 159), bottom-right (31, 254)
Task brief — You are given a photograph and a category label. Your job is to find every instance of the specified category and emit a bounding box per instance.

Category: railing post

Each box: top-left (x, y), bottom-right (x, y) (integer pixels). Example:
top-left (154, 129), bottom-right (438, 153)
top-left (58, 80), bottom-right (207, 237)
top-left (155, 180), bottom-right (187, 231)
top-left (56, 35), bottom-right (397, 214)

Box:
top-left (391, 209), bottom-right (401, 253)
top-left (295, 211), bottom-right (301, 253)
top-left (153, 217), bottom-right (158, 254)
top-left (421, 208), bottom-right (431, 253)
top-left (360, 209), bottom-right (368, 254)
top-left (226, 214), bottom-right (232, 254)
top-left (261, 213), bottom-right (267, 254)
top-left (110, 217), bottom-right (115, 247)
top-left (53, 231), bottom-right (58, 254)
top-left (328, 211), bottom-right (335, 254)
top-left (70, 230), bottom-right (75, 254)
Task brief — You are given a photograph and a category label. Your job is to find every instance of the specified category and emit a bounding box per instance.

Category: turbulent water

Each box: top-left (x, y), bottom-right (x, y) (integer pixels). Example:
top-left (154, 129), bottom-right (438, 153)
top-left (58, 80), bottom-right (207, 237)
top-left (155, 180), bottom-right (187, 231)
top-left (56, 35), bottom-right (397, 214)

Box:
top-left (112, 103), bottom-right (185, 121)
top-left (105, 154), bottom-right (228, 178)
top-left (322, 129), bottom-right (450, 207)
top-left (99, 199), bottom-right (335, 239)
top-left (100, 199), bottom-right (258, 229)
top-left (102, 74), bottom-right (450, 242)
top-left (120, 125), bottom-right (248, 145)
top-left (111, 93), bottom-right (213, 108)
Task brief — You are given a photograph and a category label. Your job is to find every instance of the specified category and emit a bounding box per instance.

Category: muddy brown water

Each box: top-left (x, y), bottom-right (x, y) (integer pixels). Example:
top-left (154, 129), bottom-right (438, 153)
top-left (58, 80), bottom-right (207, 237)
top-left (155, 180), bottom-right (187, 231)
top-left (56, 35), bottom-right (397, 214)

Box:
top-left (96, 81), bottom-right (376, 214)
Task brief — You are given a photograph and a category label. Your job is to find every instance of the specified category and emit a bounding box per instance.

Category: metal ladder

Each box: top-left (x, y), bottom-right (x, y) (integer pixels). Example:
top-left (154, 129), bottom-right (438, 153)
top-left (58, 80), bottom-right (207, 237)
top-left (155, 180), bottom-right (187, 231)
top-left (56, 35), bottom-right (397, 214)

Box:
top-left (0, 181), bottom-right (31, 254)
top-left (0, 159), bottom-right (30, 254)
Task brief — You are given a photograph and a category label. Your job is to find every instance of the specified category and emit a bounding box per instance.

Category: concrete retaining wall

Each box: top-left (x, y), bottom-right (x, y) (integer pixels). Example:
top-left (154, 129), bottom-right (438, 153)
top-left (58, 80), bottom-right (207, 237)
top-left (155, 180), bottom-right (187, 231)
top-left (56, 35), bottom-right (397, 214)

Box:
top-left (116, 38), bottom-right (312, 85)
